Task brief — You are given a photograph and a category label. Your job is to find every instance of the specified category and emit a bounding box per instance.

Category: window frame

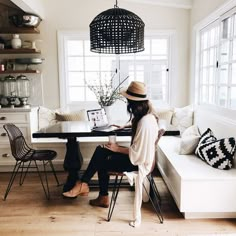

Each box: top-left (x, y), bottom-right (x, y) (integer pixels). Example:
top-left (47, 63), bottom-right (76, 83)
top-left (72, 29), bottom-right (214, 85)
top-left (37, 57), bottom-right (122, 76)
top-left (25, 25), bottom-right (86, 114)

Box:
top-left (57, 30), bottom-right (175, 110)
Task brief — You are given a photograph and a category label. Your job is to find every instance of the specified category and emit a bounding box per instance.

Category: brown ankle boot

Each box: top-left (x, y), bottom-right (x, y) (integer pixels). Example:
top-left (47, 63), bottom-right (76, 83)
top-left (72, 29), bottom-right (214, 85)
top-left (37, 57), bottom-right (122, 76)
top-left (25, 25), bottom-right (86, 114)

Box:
top-left (62, 182), bottom-right (89, 198)
top-left (89, 195), bottom-right (109, 208)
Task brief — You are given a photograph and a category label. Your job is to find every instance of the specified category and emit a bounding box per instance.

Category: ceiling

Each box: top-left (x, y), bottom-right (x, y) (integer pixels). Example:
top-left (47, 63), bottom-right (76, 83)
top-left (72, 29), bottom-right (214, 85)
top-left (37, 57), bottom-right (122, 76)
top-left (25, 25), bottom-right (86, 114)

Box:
top-left (122, 0), bottom-right (193, 9)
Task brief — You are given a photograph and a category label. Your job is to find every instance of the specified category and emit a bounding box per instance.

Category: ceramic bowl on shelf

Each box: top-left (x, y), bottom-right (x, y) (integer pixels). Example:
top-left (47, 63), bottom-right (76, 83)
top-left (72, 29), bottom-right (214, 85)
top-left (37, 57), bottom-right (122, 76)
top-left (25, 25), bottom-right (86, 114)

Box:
top-left (9, 14), bottom-right (42, 28)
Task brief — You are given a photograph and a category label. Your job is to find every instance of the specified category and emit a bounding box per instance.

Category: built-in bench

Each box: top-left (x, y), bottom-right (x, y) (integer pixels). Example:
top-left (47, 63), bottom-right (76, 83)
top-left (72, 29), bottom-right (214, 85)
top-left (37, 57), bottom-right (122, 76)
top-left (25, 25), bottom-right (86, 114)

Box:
top-left (156, 105), bottom-right (236, 219)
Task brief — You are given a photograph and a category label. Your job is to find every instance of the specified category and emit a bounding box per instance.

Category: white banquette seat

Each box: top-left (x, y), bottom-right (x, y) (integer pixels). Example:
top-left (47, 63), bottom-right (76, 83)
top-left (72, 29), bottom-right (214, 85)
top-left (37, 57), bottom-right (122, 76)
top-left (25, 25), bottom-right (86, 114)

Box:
top-left (157, 105), bottom-right (236, 219)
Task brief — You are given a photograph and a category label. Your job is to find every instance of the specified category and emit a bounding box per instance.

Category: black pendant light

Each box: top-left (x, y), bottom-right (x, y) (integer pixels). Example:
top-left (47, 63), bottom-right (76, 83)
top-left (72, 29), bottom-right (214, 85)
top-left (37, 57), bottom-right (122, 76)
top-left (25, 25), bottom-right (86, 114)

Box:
top-left (89, 0), bottom-right (145, 54)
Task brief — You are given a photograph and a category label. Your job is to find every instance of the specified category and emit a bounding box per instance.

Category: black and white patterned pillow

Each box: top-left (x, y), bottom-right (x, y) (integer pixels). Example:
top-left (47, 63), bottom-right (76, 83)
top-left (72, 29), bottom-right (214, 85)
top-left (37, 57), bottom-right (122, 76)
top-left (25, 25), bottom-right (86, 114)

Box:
top-left (195, 128), bottom-right (236, 170)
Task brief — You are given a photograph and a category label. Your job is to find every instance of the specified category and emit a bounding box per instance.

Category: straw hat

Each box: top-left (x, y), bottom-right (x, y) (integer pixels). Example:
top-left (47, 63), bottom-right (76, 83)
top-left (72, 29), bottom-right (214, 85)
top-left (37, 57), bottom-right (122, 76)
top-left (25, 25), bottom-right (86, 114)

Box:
top-left (121, 81), bottom-right (148, 101)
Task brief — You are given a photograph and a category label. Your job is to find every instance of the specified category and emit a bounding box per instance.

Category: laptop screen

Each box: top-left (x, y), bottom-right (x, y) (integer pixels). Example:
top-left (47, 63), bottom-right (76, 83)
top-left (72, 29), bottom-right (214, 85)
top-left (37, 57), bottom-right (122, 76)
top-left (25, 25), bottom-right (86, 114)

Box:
top-left (87, 108), bottom-right (108, 128)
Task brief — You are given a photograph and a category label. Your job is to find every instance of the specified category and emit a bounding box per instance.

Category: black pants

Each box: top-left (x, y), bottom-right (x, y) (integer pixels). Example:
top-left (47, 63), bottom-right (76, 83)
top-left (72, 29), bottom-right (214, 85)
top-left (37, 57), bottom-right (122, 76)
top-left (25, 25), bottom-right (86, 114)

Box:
top-left (81, 145), bottom-right (138, 196)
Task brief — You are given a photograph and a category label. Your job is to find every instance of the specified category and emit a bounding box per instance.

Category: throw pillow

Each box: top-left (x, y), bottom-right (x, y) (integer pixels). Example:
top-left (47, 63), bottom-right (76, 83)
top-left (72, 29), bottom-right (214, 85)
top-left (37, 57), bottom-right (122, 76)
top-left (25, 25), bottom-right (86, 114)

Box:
top-left (38, 106), bottom-right (59, 130)
top-left (179, 125), bottom-right (200, 155)
top-left (171, 105), bottom-right (194, 135)
top-left (195, 128), bottom-right (236, 170)
top-left (156, 110), bottom-right (173, 125)
top-left (55, 109), bottom-right (87, 121)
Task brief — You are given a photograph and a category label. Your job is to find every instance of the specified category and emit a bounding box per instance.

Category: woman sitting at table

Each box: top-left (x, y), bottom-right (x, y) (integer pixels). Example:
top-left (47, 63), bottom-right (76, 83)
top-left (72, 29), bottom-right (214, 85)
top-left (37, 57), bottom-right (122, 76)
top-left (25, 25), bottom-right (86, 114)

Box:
top-left (62, 81), bottom-right (160, 212)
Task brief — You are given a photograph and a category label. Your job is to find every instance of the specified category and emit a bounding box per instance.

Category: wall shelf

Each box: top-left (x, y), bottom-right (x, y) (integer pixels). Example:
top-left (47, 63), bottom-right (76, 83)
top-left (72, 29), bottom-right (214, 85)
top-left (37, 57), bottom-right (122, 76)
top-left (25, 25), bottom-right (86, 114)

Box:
top-left (0, 49), bottom-right (41, 54)
top-left (0, 27), bottom-right (40, 34)
top-left (0, 70), bottom-right (40, 74)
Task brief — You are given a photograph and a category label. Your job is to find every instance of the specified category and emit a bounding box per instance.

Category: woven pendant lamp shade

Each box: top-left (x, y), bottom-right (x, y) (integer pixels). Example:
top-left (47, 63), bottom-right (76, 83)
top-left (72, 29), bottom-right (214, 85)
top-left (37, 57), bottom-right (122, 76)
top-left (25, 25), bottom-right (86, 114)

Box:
top-left (90, 5), bottom-right (145, 54)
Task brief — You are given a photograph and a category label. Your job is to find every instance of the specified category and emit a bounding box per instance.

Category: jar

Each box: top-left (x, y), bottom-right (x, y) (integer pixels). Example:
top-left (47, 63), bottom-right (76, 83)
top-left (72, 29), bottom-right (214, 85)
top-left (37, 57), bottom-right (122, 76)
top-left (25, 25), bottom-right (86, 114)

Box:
top-left (3, 75), bottom-right (17, 97)
top-left (11, 34), bottom-right (22, 49)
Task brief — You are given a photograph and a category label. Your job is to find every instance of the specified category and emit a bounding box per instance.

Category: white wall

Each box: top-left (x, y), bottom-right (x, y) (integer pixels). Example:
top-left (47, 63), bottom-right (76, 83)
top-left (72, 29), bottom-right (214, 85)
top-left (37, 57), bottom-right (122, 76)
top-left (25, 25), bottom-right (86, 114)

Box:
top-left (33, 0), bottom-right (190, 109)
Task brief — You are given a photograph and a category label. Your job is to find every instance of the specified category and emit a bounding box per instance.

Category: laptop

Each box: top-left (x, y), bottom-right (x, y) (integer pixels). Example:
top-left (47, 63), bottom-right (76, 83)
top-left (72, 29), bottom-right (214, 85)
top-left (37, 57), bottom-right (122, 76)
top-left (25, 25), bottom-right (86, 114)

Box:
top-left (87, 108), bottom-right (116, 132)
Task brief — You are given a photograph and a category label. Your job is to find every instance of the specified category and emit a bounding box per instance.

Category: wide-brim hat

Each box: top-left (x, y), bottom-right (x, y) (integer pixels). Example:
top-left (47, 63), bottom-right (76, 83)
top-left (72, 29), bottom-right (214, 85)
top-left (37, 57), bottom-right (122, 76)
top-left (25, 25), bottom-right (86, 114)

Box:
top-left (121, 81), bottom-right (148, 101)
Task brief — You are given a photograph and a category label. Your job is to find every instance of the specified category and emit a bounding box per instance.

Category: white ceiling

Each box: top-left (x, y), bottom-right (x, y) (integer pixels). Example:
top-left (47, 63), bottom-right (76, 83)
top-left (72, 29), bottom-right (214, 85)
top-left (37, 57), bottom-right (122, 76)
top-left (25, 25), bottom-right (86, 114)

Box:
top-left (122, 0), bottom-right (193, 9)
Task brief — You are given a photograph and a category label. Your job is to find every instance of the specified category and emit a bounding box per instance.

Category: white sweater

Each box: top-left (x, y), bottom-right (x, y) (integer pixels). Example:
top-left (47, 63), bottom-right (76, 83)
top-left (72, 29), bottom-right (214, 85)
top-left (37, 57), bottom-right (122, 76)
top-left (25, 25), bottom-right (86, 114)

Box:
top-left (125, 113), bottom-right (159, 227)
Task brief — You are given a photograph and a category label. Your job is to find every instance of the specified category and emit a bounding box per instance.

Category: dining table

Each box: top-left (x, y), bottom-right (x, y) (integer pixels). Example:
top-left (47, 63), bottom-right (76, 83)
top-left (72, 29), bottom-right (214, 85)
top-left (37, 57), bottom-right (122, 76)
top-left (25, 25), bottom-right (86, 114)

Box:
top-left (32, 121), bottom-right (132, 192)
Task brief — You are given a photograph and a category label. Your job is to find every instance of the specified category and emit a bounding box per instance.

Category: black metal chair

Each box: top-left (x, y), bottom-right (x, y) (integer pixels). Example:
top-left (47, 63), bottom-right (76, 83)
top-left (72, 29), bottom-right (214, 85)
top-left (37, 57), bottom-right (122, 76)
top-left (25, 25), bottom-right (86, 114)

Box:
top-left (3, 123), bottom-right (60, 200)
top-left (107, 129), bottom-right (165, 224)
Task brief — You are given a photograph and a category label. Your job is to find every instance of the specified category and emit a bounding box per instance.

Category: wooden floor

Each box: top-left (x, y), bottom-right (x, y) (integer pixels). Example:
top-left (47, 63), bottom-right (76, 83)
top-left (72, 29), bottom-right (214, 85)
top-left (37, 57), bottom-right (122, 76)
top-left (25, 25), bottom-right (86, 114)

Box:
top-left (0, 171), bottom-right (236, 236)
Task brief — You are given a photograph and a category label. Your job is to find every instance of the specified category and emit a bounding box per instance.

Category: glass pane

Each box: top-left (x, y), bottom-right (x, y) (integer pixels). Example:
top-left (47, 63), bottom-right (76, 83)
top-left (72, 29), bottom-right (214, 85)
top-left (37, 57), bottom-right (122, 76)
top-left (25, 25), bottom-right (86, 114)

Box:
top-left (202, 50), bottom-right (208, 66)
top-left (201, 32), bottom-right (208, 50)
top-left (209, 85), bottom-right (215, 104)
top-left (85, 87), bottom-right (97, 101)
top-left (136, 71), bottom-right (144, 82)
top-left (234, 14), bottom-right (236, 36)
top-left (149, 86), bottom-right (164, 100)
top-left (85, 57), bottom-right (99, 71)
top-left (67, 40), bottom-right (83, 56)
top-left (84, 72), bottom-right (99, 84)
top-left (222, 17), bottom-right (231, 39)
top-left (68, 72), bottom-right (84, 86)
top-left (201, 68), bottom-right (208, 84)
top-left (152, 39), bottom-right (167, 55)
top-left (219, 64), bottom-right (228, 84)
top-left (69, 87), bottom-right (84, 101)
top-left (209, 67), bottom-right (215, 84)
top-left (218, 86), bottom-right (227, 107)
top-left (200, 85), bottom-right (208, 103)
top-left (209, 28), bottom-right (217, 46)
top-left (220, 41), bottom-right (229, 63)
top-left (139, 39), bottom-right (150, 55)
top-left (232, 39), bottom-right (236, 60)
top-left (100, 56), bottom-right (116, 71)
top-left (232, 63), bottom-right (236, 84)
top-left (84, 40), bottom-right (94, 56)
top-left (230, 87), bottom-right (236, 109)
top-left (68, 57), bottom-right (83, 71)
top-left (152, 55), bottom-right (167, 60)
top-left (209, 48), bottom-right (215, 66)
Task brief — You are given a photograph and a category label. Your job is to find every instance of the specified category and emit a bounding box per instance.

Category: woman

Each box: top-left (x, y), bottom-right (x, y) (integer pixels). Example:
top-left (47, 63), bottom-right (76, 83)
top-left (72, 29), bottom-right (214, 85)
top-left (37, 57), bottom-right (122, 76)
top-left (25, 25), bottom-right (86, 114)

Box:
top-left (63, 81), bottom-right (160, 212)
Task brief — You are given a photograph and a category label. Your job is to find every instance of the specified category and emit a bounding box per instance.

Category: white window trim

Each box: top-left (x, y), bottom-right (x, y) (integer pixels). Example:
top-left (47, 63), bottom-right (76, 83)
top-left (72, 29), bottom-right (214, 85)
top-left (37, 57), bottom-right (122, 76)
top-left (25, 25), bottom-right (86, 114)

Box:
top-left (191, 0), bottom-right (236, 116)
top-left (57, 30), bottom-right (176, 110)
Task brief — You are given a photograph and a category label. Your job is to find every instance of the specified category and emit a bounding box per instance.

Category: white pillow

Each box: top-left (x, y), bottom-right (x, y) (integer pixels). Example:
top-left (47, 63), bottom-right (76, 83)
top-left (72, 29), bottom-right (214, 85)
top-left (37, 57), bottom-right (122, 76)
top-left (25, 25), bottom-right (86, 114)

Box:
top-left (156, 110), bottom-right (173, 125)
top-left (171, 105), bottom-right (194, 135)
top-left (179, 125), bottom-right (200, 155)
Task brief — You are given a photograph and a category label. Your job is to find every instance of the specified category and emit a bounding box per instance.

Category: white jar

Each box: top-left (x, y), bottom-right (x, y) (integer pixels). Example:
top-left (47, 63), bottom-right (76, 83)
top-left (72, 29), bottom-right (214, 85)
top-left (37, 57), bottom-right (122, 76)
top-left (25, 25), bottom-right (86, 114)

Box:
top-left (11, 34), bottom-right (22, 49)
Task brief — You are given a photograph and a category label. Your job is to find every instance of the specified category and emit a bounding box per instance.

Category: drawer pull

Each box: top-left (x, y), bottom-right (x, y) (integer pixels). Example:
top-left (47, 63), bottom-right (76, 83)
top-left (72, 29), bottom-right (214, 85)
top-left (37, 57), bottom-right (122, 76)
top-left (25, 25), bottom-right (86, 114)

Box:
top-left (2, 153), bottom-right (10, 158)
top-left (1, 132), bottom-right (7, 137)
top-left (0, 116), bottom-right (6, 120)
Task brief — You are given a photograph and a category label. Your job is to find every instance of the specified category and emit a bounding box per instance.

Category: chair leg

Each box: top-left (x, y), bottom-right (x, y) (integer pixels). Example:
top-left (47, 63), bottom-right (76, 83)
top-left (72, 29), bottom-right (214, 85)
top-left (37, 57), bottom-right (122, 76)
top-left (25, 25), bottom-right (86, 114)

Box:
top-left (143, 175), bottom-right (164, 223)
top-left (49, 160), bottom-right (60, 186)
top-left (3, 161), bottom-right (21, 200)
top-left (107, 175), bottom-right (123, 222)
top-left (34, 160), bottom-right (50, 200)
top-left (19, 161), bottom-right (32, 186)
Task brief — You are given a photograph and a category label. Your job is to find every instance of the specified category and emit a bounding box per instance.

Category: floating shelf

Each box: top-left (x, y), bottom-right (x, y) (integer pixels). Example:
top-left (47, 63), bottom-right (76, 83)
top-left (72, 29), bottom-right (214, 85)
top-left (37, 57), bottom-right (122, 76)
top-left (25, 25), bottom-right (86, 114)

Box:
top-left (0, 70), bottom-right (40, 74)
top-left (0, 48), bottom-right (41, 54)
top-left (0, 27), bottom-right (40, 34)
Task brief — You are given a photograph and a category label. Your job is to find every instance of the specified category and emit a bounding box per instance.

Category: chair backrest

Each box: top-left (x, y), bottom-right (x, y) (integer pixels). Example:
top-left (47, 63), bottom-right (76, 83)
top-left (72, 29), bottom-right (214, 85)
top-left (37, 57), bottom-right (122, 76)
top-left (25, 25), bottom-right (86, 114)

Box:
top-left (3, 123), bottom-right (34, 161)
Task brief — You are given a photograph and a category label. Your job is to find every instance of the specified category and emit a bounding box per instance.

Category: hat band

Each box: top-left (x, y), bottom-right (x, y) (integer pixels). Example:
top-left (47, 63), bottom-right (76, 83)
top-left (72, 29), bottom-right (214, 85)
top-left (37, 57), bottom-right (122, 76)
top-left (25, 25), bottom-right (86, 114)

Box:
top-left (127, 90), bottom-right (146, 98)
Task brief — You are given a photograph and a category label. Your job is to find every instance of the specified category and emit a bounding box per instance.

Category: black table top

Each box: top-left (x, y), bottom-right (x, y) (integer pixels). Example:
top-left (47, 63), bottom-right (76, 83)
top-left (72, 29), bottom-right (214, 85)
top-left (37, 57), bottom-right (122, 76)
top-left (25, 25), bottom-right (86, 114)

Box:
top-left (32, 121), bottom-right (180, 139)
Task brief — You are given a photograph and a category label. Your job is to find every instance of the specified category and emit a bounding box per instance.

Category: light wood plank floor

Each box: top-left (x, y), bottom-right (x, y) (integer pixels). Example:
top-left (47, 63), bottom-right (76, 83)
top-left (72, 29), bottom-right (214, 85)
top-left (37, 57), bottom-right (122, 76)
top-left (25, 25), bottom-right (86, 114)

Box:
top-left (0, 171), bottom-right (236, 236)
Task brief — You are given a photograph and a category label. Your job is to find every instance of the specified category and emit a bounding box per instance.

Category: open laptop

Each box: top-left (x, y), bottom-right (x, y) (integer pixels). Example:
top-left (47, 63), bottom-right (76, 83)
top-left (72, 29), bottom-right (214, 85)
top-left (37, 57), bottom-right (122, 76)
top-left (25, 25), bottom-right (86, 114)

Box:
top-left (87, 108), bottom-right (117, 132)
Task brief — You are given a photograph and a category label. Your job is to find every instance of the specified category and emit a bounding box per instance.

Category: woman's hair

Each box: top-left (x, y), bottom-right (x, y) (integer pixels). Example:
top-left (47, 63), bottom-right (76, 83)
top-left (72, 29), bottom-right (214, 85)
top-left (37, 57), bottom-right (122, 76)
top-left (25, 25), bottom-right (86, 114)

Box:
top-left (127, 99), bottom-right (158, 142)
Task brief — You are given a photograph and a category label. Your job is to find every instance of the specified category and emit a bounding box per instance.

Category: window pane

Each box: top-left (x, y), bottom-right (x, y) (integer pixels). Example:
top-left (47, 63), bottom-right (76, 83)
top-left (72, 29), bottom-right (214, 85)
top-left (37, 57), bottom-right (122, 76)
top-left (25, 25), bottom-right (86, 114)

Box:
top-left (86, 87), bottom-right (97, 101)
top-left (85, 72), bottom-right (99, 82)
top-left (84, 40), bottom-right (94, 56)
top-left (210, 27), bottom-right (217, 46)
top-left (68, 57), bottom-right (83, 71)
top-left (201, 68), bottom-right (208, 84)
top-left (209, 48), bottom-right (215, 66)
top-left (201, 32), bottom-right (208, 49)
top-left (152, 39), bottom-right (167, 55)
top-left (219, 64), bottom-right (228, 84)
top-left (69, 87), bottom-right (84, 101)
top-left (232, 63), bottom-right (236, 84)
top-left (222, 17), bottom-right (231, 39)
top-left (234, 14), bottom-right (236, 36)
top-left (209, 85), bottom-right (215, 104)
top-left (202, 50), bottom-right (208, 66)
top-left (230, 87), bottom-right (236, 109)
top-left (68, 72), bottom-right (84, 86)
top-left (200, 85), bottom-right (208, 103)
top-left (101, 56), bottom-right (116, 71)
top-left (218, 86), bottom-right (227, 107)
top-left (67, 40), bottom-right (83, 56)
top-left (85, 57), bottom-right (99, 71)
top-left (220, 41), bottom-right (229, 63)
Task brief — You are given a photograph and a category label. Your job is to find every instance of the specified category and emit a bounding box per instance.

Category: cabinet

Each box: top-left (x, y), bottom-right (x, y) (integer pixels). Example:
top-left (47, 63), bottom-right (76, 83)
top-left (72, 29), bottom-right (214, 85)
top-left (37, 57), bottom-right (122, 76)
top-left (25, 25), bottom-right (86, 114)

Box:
top-left (0, 108), bottom-right (31, 169)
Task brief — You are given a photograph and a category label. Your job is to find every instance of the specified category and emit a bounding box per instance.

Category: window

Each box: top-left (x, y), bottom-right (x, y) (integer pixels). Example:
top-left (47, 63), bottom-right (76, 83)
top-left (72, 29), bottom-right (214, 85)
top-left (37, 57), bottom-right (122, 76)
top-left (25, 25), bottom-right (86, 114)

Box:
top-left (58, 31), bottom-right (173, 109)
top-left (197, 7), bottom-right (236, 110)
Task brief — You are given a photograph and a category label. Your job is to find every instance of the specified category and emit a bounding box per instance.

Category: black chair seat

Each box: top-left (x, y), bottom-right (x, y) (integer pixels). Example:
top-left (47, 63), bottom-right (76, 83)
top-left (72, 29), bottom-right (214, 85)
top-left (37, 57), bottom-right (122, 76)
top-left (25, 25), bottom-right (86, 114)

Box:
top-left (32, 150), bottom-right (57, 161)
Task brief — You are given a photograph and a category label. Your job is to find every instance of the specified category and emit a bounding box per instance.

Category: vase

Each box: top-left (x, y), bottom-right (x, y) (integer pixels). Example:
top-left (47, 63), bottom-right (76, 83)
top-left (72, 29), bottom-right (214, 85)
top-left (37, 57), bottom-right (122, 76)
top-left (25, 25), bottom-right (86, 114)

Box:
top-left (103, 105), bottom-right (112, 124)
top-left (11, 34), bottom-right (22, 49)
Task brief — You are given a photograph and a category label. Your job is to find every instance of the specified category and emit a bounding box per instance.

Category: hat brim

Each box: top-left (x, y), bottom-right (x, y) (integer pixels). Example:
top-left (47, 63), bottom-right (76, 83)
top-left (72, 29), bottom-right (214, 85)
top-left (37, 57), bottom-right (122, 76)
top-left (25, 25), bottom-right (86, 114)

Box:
top-left (120, 89), bottom-right (148, 101)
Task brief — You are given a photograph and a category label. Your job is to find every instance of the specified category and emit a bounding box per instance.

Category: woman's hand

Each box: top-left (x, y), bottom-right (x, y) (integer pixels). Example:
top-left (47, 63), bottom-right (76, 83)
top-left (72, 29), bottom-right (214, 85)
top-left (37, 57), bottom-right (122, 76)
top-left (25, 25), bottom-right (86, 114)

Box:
top-left (104, 143), bottom-right (120, 152)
